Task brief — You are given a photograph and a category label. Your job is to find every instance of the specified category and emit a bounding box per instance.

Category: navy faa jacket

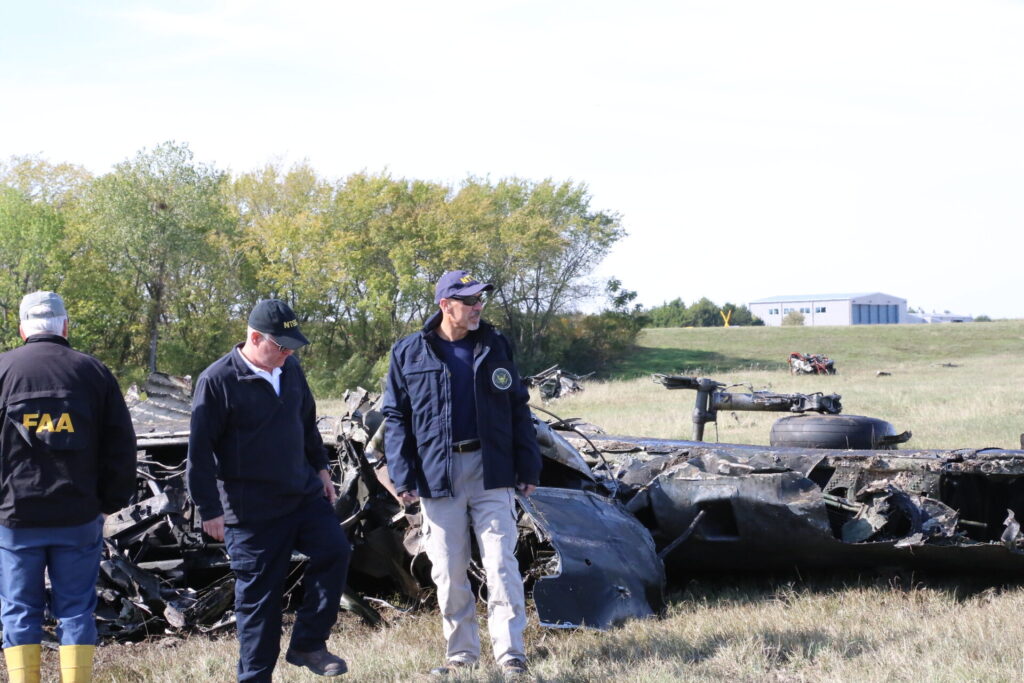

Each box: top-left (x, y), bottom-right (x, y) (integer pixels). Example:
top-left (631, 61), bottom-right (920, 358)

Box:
top-left (382, 312), bottom-right (542, 498)
top-left (0, 334), bottom-right (137, 528)
top-left (186, 346), bottom-right (328, 525)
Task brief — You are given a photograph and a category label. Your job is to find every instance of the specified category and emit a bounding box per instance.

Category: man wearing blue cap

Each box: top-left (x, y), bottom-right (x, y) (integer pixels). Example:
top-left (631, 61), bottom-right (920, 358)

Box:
top-left (187, 299), bottom-right (351, 681)
top-left (0, 291), bottom-right (137, 683)
top-left (383, 271), bottom-right (542, 678)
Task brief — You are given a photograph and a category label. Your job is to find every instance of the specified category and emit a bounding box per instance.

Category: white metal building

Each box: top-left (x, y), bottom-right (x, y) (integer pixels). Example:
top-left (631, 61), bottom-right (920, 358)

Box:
top-left (906, 311), bottom-right (974, 324)
top-left (749, 292), bottom-right (908, 327)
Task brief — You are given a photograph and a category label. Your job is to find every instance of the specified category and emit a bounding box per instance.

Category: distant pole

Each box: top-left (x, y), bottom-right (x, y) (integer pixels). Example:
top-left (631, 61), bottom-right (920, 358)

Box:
top-left (720, 309), bottom-right (732, 327)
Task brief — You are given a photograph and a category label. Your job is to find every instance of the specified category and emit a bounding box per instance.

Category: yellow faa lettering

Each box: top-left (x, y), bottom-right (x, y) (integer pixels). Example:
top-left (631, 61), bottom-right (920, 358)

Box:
top-left (22, 412), bottom-right (74, 433)
top-left (56, 413), bottom-right (74, 432)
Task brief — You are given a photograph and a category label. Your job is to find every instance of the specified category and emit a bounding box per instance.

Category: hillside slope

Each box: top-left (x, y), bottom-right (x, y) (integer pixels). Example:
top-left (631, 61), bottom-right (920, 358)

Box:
top-left (546, 320), bottom-right (1024, 450)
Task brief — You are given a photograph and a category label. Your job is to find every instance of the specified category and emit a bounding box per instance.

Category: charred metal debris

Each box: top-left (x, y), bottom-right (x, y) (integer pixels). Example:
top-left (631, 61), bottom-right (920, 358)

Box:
top-left (524, 365), bottom-right (592, 401)
top-left (789, 352), bottom-right (837, 375)
top-left (90, 373), bottom-right (1024, 640)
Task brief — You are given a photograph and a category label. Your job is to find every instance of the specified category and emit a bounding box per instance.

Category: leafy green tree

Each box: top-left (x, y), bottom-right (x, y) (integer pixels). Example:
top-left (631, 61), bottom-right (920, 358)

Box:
top-left (0, 148), bottom-right (635, 387)
top-left (782, 310), bottom-right (805, 326)
top-left (325, 173), bottom-right (460, 363)
top-left (82, 142), bottom-right (235, 374)
top-left (0, 155), bottom-right (92, 207)
top-left (647, 298), bottom-right (689, 327)
top-left (510, 278), bottom-right (645, 376)
top-left (231, 167), bottom-right (470, 391)
top-left (686, 297), bottom-right (721, 327)
top-left (0, 155), bottom-right (93, 349)
top-left (722, 302), bottom-right (764, 326)
top-left (230, 161), bottom-right (335, 317)
top-left (0, 187), bottom-right (68, 347)
top-left (451, 177), bottom-right (624, 369)
top-left (605, 277), bottom-right (642, 314)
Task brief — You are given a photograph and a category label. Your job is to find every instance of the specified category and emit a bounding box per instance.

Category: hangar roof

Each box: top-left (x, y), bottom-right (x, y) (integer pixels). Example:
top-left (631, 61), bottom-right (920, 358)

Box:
top-left (750, 292), bottom-right (905, 304)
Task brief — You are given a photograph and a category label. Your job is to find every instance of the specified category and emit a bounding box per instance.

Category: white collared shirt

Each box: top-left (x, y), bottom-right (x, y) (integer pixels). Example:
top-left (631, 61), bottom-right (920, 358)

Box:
top-left (235, 347), bottom-right (283, 395)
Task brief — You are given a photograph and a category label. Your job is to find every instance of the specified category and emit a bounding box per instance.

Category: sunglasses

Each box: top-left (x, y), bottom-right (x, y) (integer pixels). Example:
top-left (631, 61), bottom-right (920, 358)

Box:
top-left (263, 335), bottom-right (291, 353)
top-left (450, 294), bottom-right (485, 306)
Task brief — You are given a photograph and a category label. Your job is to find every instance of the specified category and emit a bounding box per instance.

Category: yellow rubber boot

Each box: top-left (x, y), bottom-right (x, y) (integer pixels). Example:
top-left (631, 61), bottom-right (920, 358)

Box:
top-left (59, 644), bottom-right (95, 683)
top-left (4, 644), bottom-right (41, 683)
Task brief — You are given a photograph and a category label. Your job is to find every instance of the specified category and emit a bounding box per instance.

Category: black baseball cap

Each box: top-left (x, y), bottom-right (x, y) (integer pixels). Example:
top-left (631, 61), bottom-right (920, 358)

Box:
top-left (248, 299), bottom-right (309, 349)
top-left (434, 270), bottom-right (494, 304)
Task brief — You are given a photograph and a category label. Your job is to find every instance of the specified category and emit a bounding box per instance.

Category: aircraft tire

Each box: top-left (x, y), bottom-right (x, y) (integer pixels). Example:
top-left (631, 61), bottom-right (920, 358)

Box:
top-left (769, 414), bottom-right (899, 450)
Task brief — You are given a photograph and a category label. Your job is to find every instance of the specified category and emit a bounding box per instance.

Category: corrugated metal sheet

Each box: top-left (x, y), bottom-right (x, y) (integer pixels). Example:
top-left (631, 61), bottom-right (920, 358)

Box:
top-left (127, 373), bottom-right (193, 444)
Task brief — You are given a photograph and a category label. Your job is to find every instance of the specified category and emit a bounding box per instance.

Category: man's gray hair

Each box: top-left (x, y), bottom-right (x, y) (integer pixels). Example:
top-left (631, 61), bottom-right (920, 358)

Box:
top-left (21, 315), bottom-right (67, 337)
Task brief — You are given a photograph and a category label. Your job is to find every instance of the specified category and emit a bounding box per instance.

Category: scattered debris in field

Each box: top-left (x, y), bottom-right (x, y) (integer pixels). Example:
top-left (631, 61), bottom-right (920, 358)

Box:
top-left (78, 371), bottom-right (1024, 642)
top-left (569, 432), bottom-right (1024, 574)
top-left (653, 373), bottom-right (842, 441)
top-left (97, 374), bottom-right (662, 639)
top-left (789, 352), bottom-right (837, 375)
top-left (524, 365), bottom-right (592, 400)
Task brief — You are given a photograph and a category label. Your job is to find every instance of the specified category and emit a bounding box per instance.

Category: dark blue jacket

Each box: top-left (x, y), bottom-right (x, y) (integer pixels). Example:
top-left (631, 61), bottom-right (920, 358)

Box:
top-left (0, 335), bottom-right (137, 527)
top-left (382, 312), bottom-right (541, 498)
top-left (186, 346), bottom-right (328, 524)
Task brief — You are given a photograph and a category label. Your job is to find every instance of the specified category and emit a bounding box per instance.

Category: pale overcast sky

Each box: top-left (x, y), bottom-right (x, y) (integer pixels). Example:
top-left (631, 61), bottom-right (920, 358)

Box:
top-left (2, 1), bottom-right (1022, 317)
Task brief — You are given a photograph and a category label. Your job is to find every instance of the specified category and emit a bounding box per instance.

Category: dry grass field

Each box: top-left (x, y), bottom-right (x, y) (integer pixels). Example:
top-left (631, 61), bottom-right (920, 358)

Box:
top-left (77, 321), bottom-right (1024, 682)
top-left (84, 579), bottom-right (1024, 682)
top-left (557, 320), bottom-right (1024, 451)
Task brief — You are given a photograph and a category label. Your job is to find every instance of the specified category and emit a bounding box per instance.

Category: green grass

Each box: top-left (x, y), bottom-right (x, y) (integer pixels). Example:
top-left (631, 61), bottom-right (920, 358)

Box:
top-left (88, 320), bottom-right (1024, 681)
top-left (612, 320), bottom-right (1024, 378)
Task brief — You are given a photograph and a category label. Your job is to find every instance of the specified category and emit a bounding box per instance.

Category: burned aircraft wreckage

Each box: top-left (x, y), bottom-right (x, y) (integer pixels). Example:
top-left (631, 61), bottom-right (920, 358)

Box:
top-left (89, 372), bottom-right (1024, 640)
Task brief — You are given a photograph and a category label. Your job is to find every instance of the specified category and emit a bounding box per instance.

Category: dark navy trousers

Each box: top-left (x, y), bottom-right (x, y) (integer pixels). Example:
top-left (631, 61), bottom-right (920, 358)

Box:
top-left (224, 495), bottom-right (351, 682)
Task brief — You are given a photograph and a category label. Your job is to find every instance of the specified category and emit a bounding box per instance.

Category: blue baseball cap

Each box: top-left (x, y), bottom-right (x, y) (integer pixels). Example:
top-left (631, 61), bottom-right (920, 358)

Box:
top-left (434, 271), bottom-right (493, 304)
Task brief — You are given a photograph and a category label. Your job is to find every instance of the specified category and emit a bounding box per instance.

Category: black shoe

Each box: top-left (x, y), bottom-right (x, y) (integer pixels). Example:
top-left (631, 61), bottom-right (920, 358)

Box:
top-left (501, 658), bottom-right (529, 679)
top-left (285, 648), bottom-right (348, 676)
top-left (429, 659), bottom-right (475, 676)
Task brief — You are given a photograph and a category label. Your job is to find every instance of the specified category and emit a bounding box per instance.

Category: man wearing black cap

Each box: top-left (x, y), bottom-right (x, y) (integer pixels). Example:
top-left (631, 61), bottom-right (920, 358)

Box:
top-left (383, 271), bottom-right (542, 678)
top-left (0, 291), bottom-right (137, 683)
top-left (187, 299), bottom-right (351, 681)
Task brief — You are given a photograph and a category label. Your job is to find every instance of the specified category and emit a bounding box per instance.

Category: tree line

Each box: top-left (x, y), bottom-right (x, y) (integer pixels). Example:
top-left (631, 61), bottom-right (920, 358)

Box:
top-left (0, 143), bottom-right (633, 393)
top-left (645, 298), bottom-right (763, 328)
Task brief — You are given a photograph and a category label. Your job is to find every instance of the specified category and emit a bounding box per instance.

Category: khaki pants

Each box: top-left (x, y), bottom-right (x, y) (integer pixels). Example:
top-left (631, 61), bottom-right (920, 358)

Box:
top-left (419, 449), bottom-right (527, 665)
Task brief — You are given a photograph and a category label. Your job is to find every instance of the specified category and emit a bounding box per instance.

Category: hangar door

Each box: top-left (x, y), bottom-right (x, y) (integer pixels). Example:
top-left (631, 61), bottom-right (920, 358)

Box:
top-left (852, 304), bottom-right (898, 324)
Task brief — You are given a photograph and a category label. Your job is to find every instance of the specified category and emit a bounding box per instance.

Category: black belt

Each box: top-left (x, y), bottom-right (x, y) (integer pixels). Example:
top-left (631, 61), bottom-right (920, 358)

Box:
top-left (452, 439), bottom-right (481, 453)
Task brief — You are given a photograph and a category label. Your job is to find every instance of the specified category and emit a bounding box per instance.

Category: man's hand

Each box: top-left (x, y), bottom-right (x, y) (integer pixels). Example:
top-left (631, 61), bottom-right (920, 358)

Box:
top-left (399, 489), bottom-right (420, 505)
top-left (516, 483), bottom-right (537, 497)
top-left (319, 469), bottom-right (337, 504)
top-left (203, 516), bottom-right (225, 542)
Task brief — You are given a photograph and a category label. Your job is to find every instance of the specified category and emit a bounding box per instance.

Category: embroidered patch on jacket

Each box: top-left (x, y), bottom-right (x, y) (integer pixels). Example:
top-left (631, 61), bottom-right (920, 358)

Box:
top-left (491, 367), bottom-right (513, 391)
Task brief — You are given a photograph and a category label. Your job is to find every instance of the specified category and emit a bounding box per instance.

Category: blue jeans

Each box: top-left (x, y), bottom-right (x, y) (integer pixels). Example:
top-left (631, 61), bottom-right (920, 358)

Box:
top-left (224, 495), bottom-right (351, 682)
top-left (0, 516), bottom-right (103, 647)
